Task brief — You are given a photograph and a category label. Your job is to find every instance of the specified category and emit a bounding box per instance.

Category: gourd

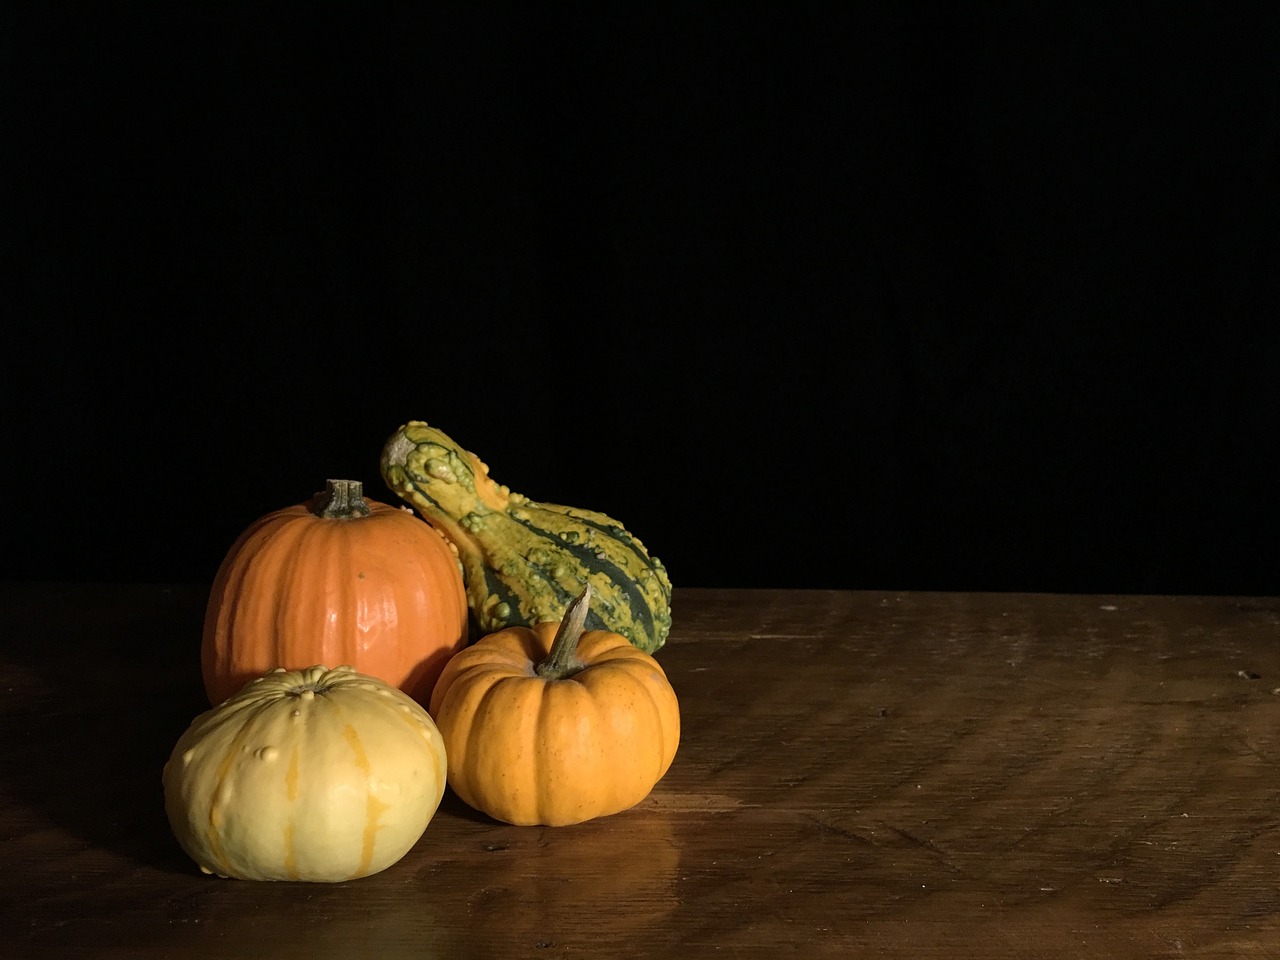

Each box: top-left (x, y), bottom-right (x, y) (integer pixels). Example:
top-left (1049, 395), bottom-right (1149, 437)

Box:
top-left (201, 479), bottom-right (468, 706)
top-left (380, 421), bottom-right (673, 653)
top-left (163, 664), bottom-right (447, 882)
top-left (429, 585), bottom-right (680, 827)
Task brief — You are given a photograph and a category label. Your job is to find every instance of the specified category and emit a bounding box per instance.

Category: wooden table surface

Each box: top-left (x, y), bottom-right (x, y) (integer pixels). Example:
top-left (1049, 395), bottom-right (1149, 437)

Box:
top-left (4, 582), bottom-right (1280, 958)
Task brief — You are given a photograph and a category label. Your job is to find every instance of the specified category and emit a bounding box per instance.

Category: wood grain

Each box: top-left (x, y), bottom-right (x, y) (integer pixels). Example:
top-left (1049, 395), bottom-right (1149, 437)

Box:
top-left (3, 583), bottom-right (1280, 958)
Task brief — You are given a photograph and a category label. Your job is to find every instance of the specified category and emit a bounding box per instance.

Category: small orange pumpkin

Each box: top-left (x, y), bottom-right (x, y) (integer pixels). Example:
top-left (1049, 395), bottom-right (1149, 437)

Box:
top-left (201, 479), bottom-right (468, 706)
top-left (429, 585), bottom-right (680, 826)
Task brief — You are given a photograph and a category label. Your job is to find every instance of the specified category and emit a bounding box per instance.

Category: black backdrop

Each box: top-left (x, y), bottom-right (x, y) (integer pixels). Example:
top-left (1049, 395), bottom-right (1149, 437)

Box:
top-left (7, 7), bottom-right (1279, 595)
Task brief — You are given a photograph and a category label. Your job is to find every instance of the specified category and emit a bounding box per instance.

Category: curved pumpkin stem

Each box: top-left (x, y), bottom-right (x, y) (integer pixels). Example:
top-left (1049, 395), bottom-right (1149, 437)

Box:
top-left (313, 479), bottom-right (373, 519)
top-left (535, 584), bottom-right (592, 680)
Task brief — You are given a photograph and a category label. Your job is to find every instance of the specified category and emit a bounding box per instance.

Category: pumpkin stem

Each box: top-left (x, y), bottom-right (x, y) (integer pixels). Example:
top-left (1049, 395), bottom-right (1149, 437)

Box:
top-left (313, 479), bottom-right (373, 519)
top-left (535, 584), bottom-right (593, 680)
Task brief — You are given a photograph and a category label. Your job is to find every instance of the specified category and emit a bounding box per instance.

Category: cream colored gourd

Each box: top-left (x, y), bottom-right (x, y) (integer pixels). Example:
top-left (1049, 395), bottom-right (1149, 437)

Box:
top-left (163, 665), bottom-right (447, 882)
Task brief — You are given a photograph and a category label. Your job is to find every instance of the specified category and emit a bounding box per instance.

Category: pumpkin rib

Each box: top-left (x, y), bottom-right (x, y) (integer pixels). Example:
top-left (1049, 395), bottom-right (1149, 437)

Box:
top-left (593, 661), bottom-right (679, 783)
top-left (331, 521), bottom-right (362, 660)
top-left (530, 678), bottom-right (558, 823)
top-left (574, 630), bottom-right (637, 662)
top-left (537, 677), bottom-right (597, 825)
top-left (575, 667), bottom-right (656, 795)
top-left (454, 681), bottom-right (492, 813)
top-left (340, 522), bottom-right (386, 666)
top-left (267, 517), bottom-right (306, 678)
top-left (467, 675), bottom-right (538, 820)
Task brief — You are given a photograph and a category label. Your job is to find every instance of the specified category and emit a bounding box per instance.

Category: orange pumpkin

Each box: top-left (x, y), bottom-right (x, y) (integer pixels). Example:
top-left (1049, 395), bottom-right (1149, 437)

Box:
top-left (429, 585), bottom-right (680, 826)
top-left (201, 479), bottom-right (468, 706)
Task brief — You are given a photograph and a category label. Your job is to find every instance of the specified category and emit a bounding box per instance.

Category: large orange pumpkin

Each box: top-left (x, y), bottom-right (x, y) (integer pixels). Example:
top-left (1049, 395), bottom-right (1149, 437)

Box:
top-left (201, 479), bottom-right (468, 706)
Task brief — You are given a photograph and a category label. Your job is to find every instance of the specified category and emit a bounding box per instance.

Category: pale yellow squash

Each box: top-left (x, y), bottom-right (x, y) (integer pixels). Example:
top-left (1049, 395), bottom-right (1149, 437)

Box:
top-left (163, 665), bottom-right (447, 882)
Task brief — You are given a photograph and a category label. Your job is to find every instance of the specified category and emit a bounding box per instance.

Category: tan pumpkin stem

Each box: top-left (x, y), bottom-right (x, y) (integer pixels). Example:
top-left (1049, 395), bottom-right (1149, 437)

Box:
top-left (314, 479), bottom-right (373, 519)
top-left (535, 584), bottom-right (593, 680)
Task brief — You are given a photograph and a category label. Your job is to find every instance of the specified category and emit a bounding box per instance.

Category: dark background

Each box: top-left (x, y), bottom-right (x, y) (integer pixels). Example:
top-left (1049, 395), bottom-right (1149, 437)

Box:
top-left (6, 7), bottom-right (1279, 596)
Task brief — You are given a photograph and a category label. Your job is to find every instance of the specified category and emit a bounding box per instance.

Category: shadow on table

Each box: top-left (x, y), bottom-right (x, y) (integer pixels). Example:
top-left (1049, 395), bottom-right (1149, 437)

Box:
top-left (0, 581), bottom-right (210, 874)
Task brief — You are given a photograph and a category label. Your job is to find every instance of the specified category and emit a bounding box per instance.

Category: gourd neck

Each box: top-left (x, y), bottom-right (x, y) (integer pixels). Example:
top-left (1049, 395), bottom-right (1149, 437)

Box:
top-left (535, 585), bottom-right (593, 680)
top-left (313, 479), bottom-right (373, 519)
